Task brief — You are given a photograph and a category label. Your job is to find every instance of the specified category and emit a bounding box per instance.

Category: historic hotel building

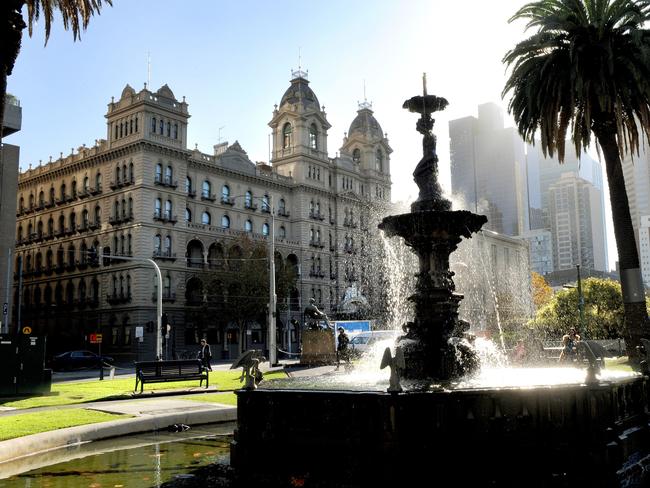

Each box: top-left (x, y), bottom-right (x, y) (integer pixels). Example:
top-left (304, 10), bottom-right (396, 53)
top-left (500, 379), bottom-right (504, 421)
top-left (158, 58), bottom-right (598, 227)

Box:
top-left (13, 72), bottom-right (392, 359)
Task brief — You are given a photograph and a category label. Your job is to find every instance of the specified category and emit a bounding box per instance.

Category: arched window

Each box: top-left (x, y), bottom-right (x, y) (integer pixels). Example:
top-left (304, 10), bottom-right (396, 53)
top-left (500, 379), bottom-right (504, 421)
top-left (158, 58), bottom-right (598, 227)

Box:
top-left (47, 218), bottom-right (54, 236)
top-left (60, 183), bottom-right (66, 201)
top-left (221, 184), bottom-right (230, 202)
top-left (83, 176), bottom-right (89, 191)
top-left (38, 191), bottom-right (44, 206)
top-left (245, 220), bottom-right (252, 232)
top-left (173, 123), bottom-right (178, 139)
top-left (221, 215), bottom-right (230, 229)
top-left (282, 123), bottom-right (292, 149)
top-left (94, 205), bottom-right (101, 224)
top-left (37, 221), bottom-right (43, 238)
top-left (49, 187), bottom-right (55, 204)
top-left (164, 200), bottom-right (172, 219)
top-left (129, 163), bottom-right (134, 181)
top-left (67, 244), bottom-right (75, 265)
top-left (71, 180), bottom-right (77, 197)
top-left (82, 209), bottom-right (89, 227)
top-left (278, 198), bottom-right (286, 214)
top-left (202, 211), bottom-right (211, 225)
top-left (29, 193), bottom-right (34, 208)
top-left (353, 148), bottom-right (361, 163)
top-left (165, 165), bottom-right (173, 185)
top-left (135, 116), bottom-right (139, 132)
top-left (154, 198), bottom-right (162, 218)
top-left (166, 121), bottom-right (171, 137)
top-left (80, 241), bottom-right (87, 264)
top-left (95, 172), bottom-right (102, 190)
top-left (164, 235), bottom-right (171, 252)
top-left (279, 226), bottom-right (286, 239)
top-left (152, 117), bottom-right (157, 133)
top-left (155, 163), bottom-right (163, 183)
top-left (262, 194), bottom-right (270, 212)
top-left (115, 166), bottom-right (121, 183)
top-left (202, 180), bottom-right (211, 199)
top-left (186, 208), bottom-right (192, 222)
top-left (154, 234), bottom-right (161, 253)
top-left (245, 190), bottom-right (253, 208)
top-left (376, 149), bottom-right (383, 172)
top-left (69, 211), bottom-right (77, 231)
top-left (262, 223), bottom-right (270, 236)
top-left (186, 176), bottom-right (192, 193)
top-left (58, 215), bottom-right (65, 233)
top-left (309, 123), bottom-right (318, 149)
top-left (160, 119), bottom-right (164, 134)
top-left (17, 226), bottom-right (23, 241)
top-left (129, 119), bottom-right (133, 133)
top-left (79, 280), bottom-right (87, 301)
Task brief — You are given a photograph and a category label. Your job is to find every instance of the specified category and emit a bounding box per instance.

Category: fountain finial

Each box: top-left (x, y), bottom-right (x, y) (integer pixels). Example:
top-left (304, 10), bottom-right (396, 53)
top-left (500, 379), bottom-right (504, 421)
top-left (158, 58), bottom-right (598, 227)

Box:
top-left (402, 73), bottom-right (450, 212)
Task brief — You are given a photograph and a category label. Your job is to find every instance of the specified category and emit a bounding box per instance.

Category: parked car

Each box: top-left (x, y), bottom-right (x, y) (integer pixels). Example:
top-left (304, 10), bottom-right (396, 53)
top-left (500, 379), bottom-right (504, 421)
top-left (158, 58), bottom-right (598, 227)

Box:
top-left (348, 330), bottom-right (399, 357)
top-left (50, 350), bottom-right (114, 371)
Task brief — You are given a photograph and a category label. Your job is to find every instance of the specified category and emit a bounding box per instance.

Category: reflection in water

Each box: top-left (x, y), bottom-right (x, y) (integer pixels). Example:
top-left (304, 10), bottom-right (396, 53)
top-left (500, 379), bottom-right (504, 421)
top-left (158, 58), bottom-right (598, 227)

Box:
top-left (0, 425), bottom-right (232, 488)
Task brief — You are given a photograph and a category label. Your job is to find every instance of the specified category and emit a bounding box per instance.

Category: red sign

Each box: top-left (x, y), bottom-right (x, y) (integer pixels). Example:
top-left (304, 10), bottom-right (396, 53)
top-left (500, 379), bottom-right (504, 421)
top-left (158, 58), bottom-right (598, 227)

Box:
top-left (89, 333), bottom-right (103, 344)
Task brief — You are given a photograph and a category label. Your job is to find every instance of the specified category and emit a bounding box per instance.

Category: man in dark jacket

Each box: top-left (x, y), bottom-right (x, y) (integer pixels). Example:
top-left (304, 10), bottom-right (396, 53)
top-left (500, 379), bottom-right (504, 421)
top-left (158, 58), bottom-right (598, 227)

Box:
top-left (198, 339), bottom-right (212, 371)
top-left (336, 327), bottom-right (350, 370)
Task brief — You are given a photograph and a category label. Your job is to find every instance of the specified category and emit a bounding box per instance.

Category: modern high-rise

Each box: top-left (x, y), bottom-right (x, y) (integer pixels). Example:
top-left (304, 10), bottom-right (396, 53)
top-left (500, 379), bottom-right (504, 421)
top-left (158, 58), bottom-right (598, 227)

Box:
top-left (12, 73), bottom-right (392, 359)
top-left (449, 103), bottom-right (529, 236)
top-left (547, 172), bottom-right (607, 272)
top-left (0, 94), bottom-right (22, 334)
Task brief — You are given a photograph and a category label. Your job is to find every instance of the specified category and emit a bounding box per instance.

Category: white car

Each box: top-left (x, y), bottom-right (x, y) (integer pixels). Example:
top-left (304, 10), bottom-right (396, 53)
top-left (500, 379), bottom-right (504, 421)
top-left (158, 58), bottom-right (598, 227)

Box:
top-left (348, 330), bottom-right (399, 356)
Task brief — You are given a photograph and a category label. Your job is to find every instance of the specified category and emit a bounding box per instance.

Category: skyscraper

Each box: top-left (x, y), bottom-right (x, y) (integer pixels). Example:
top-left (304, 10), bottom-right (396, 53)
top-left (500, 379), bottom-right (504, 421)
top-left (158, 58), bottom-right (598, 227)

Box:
top-left (449, 103), bottom-right (529, 236)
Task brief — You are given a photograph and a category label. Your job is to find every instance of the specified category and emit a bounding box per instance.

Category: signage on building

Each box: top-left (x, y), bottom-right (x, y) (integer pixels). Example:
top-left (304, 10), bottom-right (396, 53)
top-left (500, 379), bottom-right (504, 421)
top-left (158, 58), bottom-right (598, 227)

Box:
top-left (22, 326), bottom-right (32, 335)
top-left (89, 333), bottom-right (103, 344)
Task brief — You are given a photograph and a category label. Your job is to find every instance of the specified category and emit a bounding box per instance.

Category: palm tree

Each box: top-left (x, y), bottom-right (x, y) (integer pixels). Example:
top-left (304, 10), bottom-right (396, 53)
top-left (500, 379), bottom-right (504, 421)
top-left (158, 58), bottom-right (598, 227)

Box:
top-left (502, 0), bottom-right (650, 362)
top-left (1, 0), bottom-right (112, 138)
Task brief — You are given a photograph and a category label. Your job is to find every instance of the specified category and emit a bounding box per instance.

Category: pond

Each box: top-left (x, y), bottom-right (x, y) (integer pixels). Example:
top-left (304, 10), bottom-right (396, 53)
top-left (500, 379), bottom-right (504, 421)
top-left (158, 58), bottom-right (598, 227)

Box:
top-left (0, 423), bottom-right (234, 488)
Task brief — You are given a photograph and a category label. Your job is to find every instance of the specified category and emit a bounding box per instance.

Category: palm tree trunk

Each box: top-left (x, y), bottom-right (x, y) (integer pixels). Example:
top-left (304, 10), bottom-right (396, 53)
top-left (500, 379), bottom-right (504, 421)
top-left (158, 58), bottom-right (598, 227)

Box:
top-left (594, 127), bottom-right (649, 362)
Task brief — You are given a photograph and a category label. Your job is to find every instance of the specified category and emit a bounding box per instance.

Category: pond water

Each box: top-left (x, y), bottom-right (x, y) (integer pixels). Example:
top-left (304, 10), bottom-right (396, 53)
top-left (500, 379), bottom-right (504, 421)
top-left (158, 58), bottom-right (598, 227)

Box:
top-left (0, 423), bottom-right (234, 488)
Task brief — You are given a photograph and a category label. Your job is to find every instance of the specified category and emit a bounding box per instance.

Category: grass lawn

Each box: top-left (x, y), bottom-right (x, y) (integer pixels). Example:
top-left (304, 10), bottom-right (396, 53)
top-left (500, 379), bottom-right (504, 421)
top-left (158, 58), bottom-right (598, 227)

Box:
top-left (179, 392), bottom-right (238, 406)
top-left (0, 409), bottom-right (128, 441)
top-left (604, 356), bottom-right (635, 372)
top-left (0, 370), bottom-right (287, 410)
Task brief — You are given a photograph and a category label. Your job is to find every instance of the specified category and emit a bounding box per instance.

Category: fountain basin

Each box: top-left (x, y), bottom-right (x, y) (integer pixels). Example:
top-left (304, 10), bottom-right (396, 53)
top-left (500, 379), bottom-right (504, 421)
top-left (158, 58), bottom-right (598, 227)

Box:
top-left (231, 374), bottom-right (649, 487)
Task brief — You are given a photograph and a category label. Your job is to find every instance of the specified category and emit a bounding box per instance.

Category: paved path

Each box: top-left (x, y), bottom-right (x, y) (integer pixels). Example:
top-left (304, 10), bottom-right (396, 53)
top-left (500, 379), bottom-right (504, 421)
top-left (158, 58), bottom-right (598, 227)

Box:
top-left (0, 360), bottom-right (336, 472)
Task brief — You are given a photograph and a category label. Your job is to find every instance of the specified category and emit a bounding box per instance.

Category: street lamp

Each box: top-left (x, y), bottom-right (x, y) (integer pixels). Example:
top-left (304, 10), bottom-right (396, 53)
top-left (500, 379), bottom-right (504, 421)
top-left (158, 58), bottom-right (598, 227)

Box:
top-left (231, 194), bottom-right (277, 366)
top-left (576, 264), bottom-right (585, 338)
top-left (99, 252), bottom-right (164, 359)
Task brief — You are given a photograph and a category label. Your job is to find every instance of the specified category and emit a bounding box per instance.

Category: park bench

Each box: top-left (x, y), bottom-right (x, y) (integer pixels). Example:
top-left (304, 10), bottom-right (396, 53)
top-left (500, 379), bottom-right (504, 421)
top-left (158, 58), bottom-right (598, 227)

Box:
top-left (134, 359), bottom-right (208, 393)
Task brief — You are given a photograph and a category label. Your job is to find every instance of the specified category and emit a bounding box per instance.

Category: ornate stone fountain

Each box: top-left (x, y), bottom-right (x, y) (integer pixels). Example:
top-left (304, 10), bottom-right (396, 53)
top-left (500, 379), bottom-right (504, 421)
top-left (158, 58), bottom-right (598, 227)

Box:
top-left (230, 78), bottom-right (650, 487)
top-left (379, 75), bottom-right (486, 381)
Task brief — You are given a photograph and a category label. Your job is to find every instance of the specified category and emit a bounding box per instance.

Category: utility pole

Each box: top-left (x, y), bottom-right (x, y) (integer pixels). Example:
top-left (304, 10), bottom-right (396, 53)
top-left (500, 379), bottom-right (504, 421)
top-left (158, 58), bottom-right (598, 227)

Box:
top-left (577, 264), bottom-right (585, 338)
top-left (268, 194), bottom-right (277, 366)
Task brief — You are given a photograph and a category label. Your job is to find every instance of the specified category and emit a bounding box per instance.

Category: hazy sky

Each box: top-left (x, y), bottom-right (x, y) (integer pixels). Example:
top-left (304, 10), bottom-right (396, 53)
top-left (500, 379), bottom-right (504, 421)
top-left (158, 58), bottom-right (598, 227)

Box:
top-left (6, 0), bottom-right (617, 270)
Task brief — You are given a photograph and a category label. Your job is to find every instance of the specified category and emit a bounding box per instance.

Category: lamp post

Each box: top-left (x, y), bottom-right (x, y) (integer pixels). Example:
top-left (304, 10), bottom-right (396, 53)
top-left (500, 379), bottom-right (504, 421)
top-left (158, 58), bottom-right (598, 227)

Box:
top-left (100, 252), bottom-right (163, 359)
top-left (576, 264), bottom-right (585, 338)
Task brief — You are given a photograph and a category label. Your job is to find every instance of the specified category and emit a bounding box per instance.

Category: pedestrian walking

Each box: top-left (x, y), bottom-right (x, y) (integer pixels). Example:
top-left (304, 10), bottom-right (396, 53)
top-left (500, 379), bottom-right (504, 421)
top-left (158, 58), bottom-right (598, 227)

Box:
top-left (336, 327), bottom-right (350, 370)
top-left (198, 338), bottom-right (212, 371)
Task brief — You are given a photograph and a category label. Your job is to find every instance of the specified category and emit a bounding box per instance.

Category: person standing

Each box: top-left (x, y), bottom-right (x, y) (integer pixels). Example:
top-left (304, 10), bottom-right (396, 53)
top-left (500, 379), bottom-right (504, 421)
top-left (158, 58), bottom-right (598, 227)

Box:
top-left (198, 338), bottom-right (212, 371)
top-left (558, 327), bottom-right (580, 362)
top-left (336, 327), bottom-right (350, 370)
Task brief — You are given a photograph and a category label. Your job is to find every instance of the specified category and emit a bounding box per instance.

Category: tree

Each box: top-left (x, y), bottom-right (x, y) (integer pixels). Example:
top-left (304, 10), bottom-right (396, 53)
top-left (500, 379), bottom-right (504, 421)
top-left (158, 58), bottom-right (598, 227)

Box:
top-left (528, 277), bottom-right (646, 339)
top-left (204, 236), bottom-right (296, 354)
top-left (531, 272), bottom-right (553, 310)
top-left (503, 0), bottom-right (650, 360)
top-left (1, 0), bottom-right (112, 138)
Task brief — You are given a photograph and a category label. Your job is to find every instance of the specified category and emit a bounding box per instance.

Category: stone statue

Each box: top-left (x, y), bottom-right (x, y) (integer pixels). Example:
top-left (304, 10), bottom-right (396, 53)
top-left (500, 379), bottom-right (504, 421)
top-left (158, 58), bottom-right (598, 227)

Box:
top-left (380, 346), bottom-right (405, 393)
top-left (231, 349), bottom-right (266, 389)
top-left (304, 298), bottom-right (331, 330)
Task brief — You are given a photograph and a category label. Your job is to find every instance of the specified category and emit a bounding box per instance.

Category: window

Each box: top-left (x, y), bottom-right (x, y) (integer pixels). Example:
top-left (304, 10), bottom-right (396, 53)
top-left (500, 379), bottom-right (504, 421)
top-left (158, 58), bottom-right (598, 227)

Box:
top-left (154, 235), bottom-right (161, 253)
top-left (96, 172), bottom-right (102, 190)
top-left (279, 226), bottom-right (286, 239)
top-left (154, 198), bottom-right (162, 218)
top-left (49, 187), bottom-right (55, 203)
top-left (262, 223), bottom-right (270, 236)
top-left (262, 194), bottom-right (270, 212)
top-left (245, 220), bottom-right (253, 232)
top-left (60, 183), bottom-right (66, 200)
top-left (164, 200), bottom-right (172, 219)
top-left (186, 208), bottom-right (192, 222)
top-left (221, 215), bottom-right (230, 229)
top-left (160, 119), bottom-right (164, 134)
top-left (83, 176), bottom-right (89, 192)
top-left (151, 115), bottom-right (157, 132)
top-left (165, 166), bottom-right (173, 185)
top-left (164, 236), bottom-right (171, 253)
top-left (376, 149), bottom-right (383, 172)
top-left (203, 180), bottom-right (211, 198)
top-left (353, 148), bottom-right (361, 163)
top-left (279, 199), bottom-right (286, 214)
top-left (309, 124), bottom-right (318, 149)
top-left (155, 163), bottom-right (163, 183)
top-left (38, 191), bottom-right (44, 206)
top-left (94, 205), bottom-right (101, 224)
top-left (245, 191), bottom-right (253, 208)
top-left (282, 123), bottom-right (292, 149)
top-left (173, 123), bottom-right (178, 139)
top-left (186, 176), bottom-right (192, 193)
top-left (202, 211), bottom-right (211, 225)
top-left (166, 121), bottom-right (171, 137)
top-left (221, 185), bottom-right (230, 202)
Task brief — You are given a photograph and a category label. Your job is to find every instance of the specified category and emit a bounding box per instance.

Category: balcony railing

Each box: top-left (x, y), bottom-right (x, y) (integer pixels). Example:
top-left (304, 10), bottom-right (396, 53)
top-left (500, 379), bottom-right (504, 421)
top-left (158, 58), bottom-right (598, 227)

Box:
top-left (106, 292), bottom-right (132, 304)
top-left (309, 211), bottom-right (325, 221)
top-left (152, 291), bottom-right (176, 302)
top-left (153, 250), bottom-right (177, 261)
top-left (221, 196), bottom-right (234, 205)
top-left (187, 189), bottom-right (197, 198)
top-left (277, 209), bottom-right (290, 218)
top-left (153, 212), bottom-right (177, 224)
top-left (109, 212), bottom-right (134, 225)
top-left (244, 202), bottom-right (258, 211)
top-left (109, 177), bottom-right (134, 190)
top-left (154, 175), bottom-right (178, 188)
